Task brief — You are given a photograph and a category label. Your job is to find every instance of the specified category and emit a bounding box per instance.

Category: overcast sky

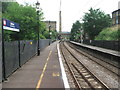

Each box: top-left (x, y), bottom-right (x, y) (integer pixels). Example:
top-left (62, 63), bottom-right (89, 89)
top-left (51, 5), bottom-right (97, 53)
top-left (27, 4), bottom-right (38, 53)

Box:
top-left (16, 0), bottom-right (120, 32)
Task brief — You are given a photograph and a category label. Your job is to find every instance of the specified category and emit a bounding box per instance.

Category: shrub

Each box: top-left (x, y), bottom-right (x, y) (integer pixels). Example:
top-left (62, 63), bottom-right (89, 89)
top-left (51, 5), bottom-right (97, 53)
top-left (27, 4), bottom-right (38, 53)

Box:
top-left (95, 26), bottom-right (119, 40)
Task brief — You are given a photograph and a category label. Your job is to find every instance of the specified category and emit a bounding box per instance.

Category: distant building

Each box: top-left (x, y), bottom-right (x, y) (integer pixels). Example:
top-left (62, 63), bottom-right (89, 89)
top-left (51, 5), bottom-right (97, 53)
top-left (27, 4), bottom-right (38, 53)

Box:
top-left (59, 32), bottom-right (71, 40)
top-left (44, 21), bottom-right (57, 31)
top-left (112, 9), bottom-right (120, 25)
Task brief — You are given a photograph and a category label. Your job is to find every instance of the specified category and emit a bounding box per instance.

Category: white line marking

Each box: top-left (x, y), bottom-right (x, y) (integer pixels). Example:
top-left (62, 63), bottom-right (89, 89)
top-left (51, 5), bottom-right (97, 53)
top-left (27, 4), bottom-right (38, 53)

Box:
top-left (57, 44), bottom-right (70, 88)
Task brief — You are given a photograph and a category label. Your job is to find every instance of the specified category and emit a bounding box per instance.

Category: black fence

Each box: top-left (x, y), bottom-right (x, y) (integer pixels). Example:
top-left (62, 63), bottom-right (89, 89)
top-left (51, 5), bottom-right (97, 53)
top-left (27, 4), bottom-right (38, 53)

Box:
top-left (3, 39), bottom-right (52, 80)
top-left (4, 41), bottom-right (20, 78)
top-left (39, 39), bottom-right (52, 50)
top-left (20, 40), bottom-right (37, 66)
top-left (0, 41), bottom-right (2, 82)
top-left (82, 40), bottom-right (120, 51)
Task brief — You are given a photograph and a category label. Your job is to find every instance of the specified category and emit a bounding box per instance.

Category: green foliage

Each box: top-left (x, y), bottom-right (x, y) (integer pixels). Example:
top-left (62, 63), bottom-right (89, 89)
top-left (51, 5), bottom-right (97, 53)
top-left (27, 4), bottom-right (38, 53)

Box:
top-left (2, 2), bottom-right (47, 41)
top-left (43, 30), bottom-right (49, 39)
top-left (50, 30), bottom-right (58, 40)
top-left (95, 27), bottom-right (120, 40)
top-left (118, 29), bottom-right (120, 40)
top-left (70, 20), bottom-right (82, 40)
top-left (83, 8), bottom-right (112, 40)
top-left (2, 2), bottom-right (9, 13)
top-left (40, 34), bottom-right (46, 39)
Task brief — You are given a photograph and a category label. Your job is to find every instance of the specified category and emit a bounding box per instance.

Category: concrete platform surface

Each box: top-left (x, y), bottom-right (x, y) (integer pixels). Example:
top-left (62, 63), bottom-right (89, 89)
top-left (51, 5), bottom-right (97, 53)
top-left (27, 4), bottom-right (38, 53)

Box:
top-left (2, 41), bottom-right (65, 89)
top-left (71, 41), bottom-right (120, 57)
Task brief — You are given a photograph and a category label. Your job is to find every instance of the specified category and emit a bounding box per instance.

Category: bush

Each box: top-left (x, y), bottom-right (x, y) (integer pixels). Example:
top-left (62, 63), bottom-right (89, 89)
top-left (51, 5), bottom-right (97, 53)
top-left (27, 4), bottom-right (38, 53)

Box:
top-left (95, 26), bottom-right (119, 40)
top-left (40, 34), bottom-right (46, 39)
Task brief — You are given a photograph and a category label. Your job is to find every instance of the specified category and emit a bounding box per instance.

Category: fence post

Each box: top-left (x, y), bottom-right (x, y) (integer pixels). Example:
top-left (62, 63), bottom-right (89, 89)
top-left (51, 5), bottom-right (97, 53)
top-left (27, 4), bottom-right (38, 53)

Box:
top-left (18, 37), bottom-right (21, 67)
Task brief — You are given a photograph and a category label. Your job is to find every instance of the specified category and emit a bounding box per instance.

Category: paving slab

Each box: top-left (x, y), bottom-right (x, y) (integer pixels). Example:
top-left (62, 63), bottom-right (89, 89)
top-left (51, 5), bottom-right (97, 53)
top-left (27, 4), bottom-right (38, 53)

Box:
top-left (2, 41), bottom-right (65, 89)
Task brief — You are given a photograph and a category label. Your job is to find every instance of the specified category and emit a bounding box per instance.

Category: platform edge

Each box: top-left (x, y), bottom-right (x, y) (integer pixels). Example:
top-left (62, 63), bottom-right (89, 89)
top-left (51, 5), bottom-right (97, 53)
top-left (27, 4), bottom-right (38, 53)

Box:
top-left (57, 44), bottom-right (70, 89)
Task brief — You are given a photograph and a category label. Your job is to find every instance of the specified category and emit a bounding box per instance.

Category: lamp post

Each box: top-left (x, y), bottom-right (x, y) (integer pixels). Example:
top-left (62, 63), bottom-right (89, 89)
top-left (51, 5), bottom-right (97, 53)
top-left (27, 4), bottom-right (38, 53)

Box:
top-left (36, 1), bottom-right (40, 56)
top-left (49, 21), bottom-right (51, 45)
top-left (79, 28), bottom-right (83, 43)
top-left (80, 29), bottom-right (83, 44)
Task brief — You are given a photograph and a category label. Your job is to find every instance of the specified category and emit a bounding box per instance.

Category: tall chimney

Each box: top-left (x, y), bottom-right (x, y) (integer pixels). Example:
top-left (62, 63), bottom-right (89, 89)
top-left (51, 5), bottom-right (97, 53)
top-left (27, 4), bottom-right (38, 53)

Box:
top-left (59, 0), bottom-right (62, 33)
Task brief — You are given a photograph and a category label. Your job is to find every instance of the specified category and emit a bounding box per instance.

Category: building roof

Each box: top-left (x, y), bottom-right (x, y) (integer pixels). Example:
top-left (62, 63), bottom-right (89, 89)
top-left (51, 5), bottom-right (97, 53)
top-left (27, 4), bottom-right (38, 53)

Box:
top-left (112, 9), bottom-right (120, 14)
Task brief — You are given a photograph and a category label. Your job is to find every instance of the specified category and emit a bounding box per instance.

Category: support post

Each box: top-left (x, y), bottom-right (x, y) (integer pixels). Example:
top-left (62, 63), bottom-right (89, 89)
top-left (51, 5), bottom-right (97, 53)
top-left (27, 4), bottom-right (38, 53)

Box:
top-left (37, 11), bottom-right (40, 56)
top-left (49, 21), bottom-right (51, 45)
top-left (0, 1), bottom-right (2, 83)
top-left (2, 18), bottom-right (6, 80)
top-left (18, 33), bottom-right (21, 67)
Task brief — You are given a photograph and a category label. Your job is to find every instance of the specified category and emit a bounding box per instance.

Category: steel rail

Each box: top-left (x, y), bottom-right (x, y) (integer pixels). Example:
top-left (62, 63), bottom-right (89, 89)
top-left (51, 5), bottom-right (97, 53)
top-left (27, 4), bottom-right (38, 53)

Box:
top-left (71, 63), bottom-right (95, 89)
top-left (68, 42), bottom-right (120, 77)
top-left (63, 42), bottom-right (110, 90)
top-left (69, 42), bottom-right (120, 68)
top-left (60, 43), bottom-right (82, 89)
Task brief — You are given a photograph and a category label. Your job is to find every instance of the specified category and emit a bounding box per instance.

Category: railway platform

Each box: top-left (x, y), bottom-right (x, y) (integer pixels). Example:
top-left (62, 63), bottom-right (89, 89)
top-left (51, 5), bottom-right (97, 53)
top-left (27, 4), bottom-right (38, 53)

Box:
top-left (70, 41), bottom-right (120, 57)
top-left (2, 41), bottom-right (69, 89)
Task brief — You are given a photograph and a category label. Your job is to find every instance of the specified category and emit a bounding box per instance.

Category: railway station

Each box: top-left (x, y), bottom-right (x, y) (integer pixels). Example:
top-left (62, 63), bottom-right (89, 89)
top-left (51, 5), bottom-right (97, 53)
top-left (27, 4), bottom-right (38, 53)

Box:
top-left (0, 0), bottom-right (120, 89)
top-left (1, 40), bottom-right (120, 89)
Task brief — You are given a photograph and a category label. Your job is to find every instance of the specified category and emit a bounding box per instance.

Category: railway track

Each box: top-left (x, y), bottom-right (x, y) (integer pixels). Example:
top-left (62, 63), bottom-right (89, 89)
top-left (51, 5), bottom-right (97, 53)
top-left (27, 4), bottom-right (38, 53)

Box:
top-left (67, 42), bottom-right (120, 77)
top-left (60, 42), bottom-right (110, 89)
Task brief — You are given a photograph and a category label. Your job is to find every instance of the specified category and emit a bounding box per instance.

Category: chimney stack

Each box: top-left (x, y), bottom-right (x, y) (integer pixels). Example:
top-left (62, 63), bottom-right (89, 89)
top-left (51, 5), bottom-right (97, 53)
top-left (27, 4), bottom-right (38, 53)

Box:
top-left (59, 0), bottom-right (62, 33)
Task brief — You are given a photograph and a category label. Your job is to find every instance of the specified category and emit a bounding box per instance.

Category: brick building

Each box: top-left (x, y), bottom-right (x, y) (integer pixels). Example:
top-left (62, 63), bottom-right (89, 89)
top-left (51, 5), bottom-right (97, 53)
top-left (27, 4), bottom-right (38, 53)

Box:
top-left (112, 9), bottom-right (120, 25)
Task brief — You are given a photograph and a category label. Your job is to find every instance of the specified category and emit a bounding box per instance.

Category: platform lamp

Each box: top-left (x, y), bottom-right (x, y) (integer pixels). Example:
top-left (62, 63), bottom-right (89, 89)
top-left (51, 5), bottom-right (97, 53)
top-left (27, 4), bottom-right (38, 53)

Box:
top-left (49, 21), bottom-right (51, 45)
top-left (80, 30), bottom-right (83, 44)
top-left (36, 1), bottom-right (40, 56)
top-left (79, 28), bottom-right (83, 44)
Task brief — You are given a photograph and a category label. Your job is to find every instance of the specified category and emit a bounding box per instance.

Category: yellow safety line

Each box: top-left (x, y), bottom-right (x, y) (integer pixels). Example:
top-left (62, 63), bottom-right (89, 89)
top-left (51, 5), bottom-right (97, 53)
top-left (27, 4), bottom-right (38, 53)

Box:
top-left (36, 50), bottom-right (52, 89)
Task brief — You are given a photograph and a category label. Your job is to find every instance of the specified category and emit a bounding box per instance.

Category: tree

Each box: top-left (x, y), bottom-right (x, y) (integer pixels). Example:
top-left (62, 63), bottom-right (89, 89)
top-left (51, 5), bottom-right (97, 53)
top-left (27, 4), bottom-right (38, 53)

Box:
top-left (70, 21), bottom-right (82, 41)
top-left (50, 30), bottom-right (58, 40)
top-left (2, 2), bottom-right (46, 41)
top-left (2, 2), bottom-right (9, 13)
top-left (43, 30), bottom-right (49, 39)
top-left (83, 8), bottom-right (112, 40)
